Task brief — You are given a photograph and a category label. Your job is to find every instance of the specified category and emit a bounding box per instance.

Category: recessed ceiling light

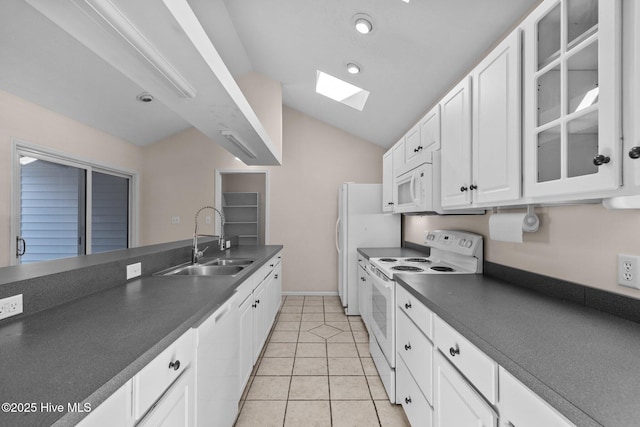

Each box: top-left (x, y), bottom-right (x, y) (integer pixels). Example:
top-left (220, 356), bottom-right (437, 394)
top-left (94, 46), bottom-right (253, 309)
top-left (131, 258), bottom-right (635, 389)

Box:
top-left (136, 92), bottom-right (154, 103)
top-left (315, 70), bottom-right (370, 111)
top-left (354, 17), bottom-right (372, 34)
top-left (346, 63), bottom-right (361, 74)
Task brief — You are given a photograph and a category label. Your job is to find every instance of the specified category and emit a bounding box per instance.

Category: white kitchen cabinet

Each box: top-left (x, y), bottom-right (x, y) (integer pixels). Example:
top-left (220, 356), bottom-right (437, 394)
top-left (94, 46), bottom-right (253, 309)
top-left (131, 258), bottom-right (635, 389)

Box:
top-left (76, 381), bottom-right (133, 427)
top-left (433, 316), bottom-right (498, 404)
top-left (472, 29), bottom-right (522, 205)
top-left (397, 355), bottom-right (433, 427)
top-left (195, 298), bottom-right (239, 427)
top-left (419, 105), bottom-right (441, 156)
top-left (441, 76), bottom-right (473, 208)
top-left (498, 367), bottom-right (574, 427)
top-left (238, 251), bottom-right (283, 394)
top-left (382, 150), bottom-right (395, 212)
top-left (252, 277), bottom-right (268, 361)
top-left (523, 0), bottom-right (621, 200)
top-left (433, 350), bottom-right (497, 427)
top-left (442, 28), bottom-right (522, 209)
top-left (238, 290), bottom-right (254, 394)
top-left (357, 256), bottom-right (371, 333)
top-left (134, 329), bottom-right (196, 426)
top-left (392, 138), bottom-right (406, 174)
top-left (137, 366), bottom-right (195, 427)
top-left (396, 307), bottom-right (434, 405)
top-left (404, 123), bottom-right (421, 164)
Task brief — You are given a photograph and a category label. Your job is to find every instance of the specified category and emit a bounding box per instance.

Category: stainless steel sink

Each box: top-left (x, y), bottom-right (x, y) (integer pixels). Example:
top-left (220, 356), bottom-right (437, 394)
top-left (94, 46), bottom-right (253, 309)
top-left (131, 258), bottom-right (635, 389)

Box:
top-left (157, 258), bottom-right (255, 277)
top-left (202, 258), bottom-right (254, 266)
top-left (164, 265), bottom-right (244, 276)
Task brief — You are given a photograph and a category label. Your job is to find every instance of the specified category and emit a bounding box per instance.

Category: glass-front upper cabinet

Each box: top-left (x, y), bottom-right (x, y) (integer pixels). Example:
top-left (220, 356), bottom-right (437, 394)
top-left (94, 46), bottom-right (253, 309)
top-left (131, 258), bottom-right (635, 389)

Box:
top-left (523, 0), bottom-right (621, 199)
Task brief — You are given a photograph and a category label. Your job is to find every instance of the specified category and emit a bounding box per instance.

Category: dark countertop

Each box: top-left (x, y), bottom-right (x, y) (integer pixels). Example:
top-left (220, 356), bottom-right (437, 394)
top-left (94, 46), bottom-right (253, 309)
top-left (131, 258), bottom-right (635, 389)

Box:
top-left (396, 273), bottom-right (640, 427)
top-left (0, 245), bottom-right (282, 427)
top-left (357, 247), bottom-right (428, 260)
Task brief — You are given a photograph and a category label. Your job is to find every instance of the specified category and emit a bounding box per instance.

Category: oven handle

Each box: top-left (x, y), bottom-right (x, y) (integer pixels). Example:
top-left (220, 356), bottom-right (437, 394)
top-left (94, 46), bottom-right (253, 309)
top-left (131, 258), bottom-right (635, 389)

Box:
top-left (369, 267), bottom-right (394, 290)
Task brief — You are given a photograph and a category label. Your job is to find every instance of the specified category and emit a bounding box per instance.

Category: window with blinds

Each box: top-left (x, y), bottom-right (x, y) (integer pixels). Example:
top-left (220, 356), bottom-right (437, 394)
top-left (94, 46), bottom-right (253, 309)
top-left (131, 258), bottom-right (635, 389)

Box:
top-left (16, 151), bottom-right (132, 264)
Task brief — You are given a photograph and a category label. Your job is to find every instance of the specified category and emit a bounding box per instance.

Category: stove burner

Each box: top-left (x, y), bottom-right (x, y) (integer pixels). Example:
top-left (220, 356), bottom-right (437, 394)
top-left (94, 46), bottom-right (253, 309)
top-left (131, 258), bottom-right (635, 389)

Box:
top-left (431, 266), bottom-right (455, 272)
top-left (379, 258), bottom-right (398, 262)
top-left (392, 266), bottom-right (425, 272)
top-left (405, 258), bottom-right (430, 263)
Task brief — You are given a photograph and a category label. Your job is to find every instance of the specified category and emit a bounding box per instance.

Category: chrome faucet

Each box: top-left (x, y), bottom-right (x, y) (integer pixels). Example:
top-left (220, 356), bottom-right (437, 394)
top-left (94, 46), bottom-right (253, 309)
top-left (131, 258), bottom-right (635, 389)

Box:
top-left (192, 206), bottom-right (226, 264)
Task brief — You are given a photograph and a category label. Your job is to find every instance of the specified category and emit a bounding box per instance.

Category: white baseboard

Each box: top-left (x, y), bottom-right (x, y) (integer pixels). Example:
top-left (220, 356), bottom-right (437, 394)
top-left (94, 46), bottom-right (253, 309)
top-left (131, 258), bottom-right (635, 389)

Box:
top-left (282, 291), bottom-right (339, 297)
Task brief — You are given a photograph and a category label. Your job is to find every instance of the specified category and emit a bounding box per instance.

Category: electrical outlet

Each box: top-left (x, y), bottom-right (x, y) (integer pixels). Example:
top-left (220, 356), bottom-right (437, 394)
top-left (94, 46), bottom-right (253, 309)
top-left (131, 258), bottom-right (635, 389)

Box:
top-left (618, 254), bottom-right (640, 289)
top-left (127, 262), bottom-right (142, 280)
top-left (0, 294), bottom-right (23, 321)
top-left (171, 216), bottom-right (180, 224)
top-left (225, 240), bottom-right (231, 249)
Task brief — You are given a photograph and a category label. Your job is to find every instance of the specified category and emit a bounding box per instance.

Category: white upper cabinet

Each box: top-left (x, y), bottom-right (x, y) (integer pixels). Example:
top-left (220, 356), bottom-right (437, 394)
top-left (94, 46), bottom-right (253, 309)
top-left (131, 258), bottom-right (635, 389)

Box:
top-left (404, 123), bottom-right (422, 164)
top-left (441, 76), bottom-right (473, 208)
top-left (392, 138), bottom-right (406, 174)
top-left (472, 29), bottom-right (522, 205)
top-left (382, 150), bottom-right (394, 212)
top-left (523, 0), bottom-right (621, 199)
top-left (442, 28), bottom-right (522, 210)
top-left (420, 105), bottom-right (441, 155)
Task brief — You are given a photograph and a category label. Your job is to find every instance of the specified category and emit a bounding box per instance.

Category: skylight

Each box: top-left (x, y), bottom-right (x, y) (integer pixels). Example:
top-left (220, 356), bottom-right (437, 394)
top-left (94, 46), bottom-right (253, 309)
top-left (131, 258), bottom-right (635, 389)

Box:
top-left (315, 71), bottom-right (370, 111)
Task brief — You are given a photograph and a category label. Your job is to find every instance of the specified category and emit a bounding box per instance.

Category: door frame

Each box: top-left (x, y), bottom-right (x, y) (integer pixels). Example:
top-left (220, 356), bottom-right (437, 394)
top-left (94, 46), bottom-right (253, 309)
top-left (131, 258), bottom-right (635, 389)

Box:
top-left (214, 169), bottom-right (270, 244)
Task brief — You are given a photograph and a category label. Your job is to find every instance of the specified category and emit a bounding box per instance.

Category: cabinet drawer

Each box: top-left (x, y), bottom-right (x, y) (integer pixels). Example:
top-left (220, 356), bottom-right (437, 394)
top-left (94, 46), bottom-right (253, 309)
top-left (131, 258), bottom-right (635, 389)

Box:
top-left (499, 367), bottom-right (574, 427)
top-left (133, 329), bottom-right (196, 419)
top-left (357, 255), bottom-right (368, 270)
top-left (397, 284), bottom-right (433, 340)
top-left (433, 317), bottom-right (497, 404)
top-left (235, 274), bottom-right (255, 307)
top-left (396, 354), bottom-right (433, 427)
top-left (396, 308), bottom-right (434, 405)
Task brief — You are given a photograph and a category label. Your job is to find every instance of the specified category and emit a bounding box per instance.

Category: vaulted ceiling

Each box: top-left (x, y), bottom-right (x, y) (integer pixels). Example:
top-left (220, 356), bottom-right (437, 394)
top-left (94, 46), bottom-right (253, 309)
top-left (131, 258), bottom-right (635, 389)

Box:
top-left (0, 0), bottom-right (539, 149)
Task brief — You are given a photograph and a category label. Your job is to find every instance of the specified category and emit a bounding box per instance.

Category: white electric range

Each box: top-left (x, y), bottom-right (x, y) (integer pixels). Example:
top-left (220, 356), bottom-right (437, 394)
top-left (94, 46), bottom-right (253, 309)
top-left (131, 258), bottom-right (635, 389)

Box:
top-left (366, 230), bottom-right (483, 403)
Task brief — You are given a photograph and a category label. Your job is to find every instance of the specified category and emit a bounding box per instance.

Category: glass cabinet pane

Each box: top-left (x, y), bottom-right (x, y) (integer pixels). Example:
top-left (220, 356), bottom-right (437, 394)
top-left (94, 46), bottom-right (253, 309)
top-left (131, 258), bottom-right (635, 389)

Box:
top-left (567, 41), bottom-right (598, 114)
top-left (567, 0), bottom-right (598, 48)
top-left (537, 64), bottom-right (561, 126)
top-left (537, 3), bottom-right (561, 69)
top-left (567, 111), bottom-right (598, 177)
top-left (537, 126), bottom-right (562, 182)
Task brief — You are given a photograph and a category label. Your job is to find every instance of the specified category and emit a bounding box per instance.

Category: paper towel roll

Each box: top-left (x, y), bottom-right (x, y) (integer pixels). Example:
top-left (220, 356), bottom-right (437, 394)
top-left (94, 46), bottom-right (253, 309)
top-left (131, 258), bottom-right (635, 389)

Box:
top-left (489, 213), bottom-right (539, 243)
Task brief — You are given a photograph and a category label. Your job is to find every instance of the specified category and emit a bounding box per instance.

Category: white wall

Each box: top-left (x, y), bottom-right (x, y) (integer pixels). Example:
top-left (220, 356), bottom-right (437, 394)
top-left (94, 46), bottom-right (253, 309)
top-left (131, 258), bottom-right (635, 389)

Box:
top-left (404, 205), bottom-right (640, 299)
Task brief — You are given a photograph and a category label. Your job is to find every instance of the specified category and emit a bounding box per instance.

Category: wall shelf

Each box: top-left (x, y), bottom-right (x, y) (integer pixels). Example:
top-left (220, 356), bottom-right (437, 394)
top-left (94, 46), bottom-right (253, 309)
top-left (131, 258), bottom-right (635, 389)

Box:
top-left (222, 192), bottom-right (259, 245)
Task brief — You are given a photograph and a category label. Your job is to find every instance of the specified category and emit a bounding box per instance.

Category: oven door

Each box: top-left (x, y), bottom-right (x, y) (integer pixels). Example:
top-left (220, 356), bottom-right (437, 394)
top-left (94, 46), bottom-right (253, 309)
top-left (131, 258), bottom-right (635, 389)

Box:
top-left (394, 163), bottom-right (434, 214)
top-left (369, 268), bottom-right (395, 367)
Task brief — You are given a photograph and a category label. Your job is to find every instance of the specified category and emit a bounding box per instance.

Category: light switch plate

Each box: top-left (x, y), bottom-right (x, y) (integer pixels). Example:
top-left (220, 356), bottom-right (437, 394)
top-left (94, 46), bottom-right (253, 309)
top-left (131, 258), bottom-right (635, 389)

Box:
top-left (127, 262), bottom-right (142, 280)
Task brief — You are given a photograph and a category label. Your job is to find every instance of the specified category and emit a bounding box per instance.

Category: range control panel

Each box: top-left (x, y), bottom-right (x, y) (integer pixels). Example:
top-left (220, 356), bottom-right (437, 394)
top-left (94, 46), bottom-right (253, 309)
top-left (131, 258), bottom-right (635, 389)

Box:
top-left (425, 230), bottom-right (483, 257)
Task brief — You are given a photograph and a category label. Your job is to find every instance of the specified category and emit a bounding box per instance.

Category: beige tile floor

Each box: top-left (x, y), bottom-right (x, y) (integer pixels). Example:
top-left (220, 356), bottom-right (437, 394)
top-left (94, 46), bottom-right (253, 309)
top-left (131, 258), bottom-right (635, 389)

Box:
top-left (235, 295), bottom-right (411, 427)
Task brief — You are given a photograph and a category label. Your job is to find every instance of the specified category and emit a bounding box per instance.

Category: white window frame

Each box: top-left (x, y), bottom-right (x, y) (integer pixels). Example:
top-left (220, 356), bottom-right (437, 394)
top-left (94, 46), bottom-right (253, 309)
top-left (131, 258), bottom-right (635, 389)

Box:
top-left (11, 139), bottom-right (139, 265)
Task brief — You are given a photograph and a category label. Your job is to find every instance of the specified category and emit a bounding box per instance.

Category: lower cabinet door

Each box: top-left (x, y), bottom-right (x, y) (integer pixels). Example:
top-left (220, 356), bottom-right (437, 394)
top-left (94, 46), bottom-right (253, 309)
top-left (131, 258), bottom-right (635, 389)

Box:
top-left (238, 294), bottom-right (254, 396)
top-left (396, 354), bottom-right (433, 427)
top-left (433, 351), bottom-right (497, 427)
top-left (77, 381), bottom-right (133, 427)
top-left (138, 368), bottom-right (195, 427)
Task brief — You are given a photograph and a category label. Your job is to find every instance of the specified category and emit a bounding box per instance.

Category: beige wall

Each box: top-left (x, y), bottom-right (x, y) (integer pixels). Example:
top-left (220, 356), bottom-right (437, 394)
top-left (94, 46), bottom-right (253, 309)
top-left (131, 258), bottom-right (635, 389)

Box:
top-left (236, 72), bottom-right (283, 159)
top-left (141, 106), bottom-right (385, 293)
top-left (404, 205), bottom-right (640, 299)
top-left (0, 90), bottom-right (143, 267)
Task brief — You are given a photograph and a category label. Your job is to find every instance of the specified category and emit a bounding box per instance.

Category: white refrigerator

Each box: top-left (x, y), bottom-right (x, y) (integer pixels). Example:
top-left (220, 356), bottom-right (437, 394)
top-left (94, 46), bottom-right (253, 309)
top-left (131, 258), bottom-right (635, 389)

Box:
top-left (336, 183), bottom-right (400, 315)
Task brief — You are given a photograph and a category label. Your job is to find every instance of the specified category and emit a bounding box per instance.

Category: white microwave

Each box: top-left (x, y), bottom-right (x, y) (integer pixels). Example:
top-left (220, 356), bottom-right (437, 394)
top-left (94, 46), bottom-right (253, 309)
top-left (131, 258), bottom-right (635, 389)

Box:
top-left (394, 161), bottom-right (435, 213)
